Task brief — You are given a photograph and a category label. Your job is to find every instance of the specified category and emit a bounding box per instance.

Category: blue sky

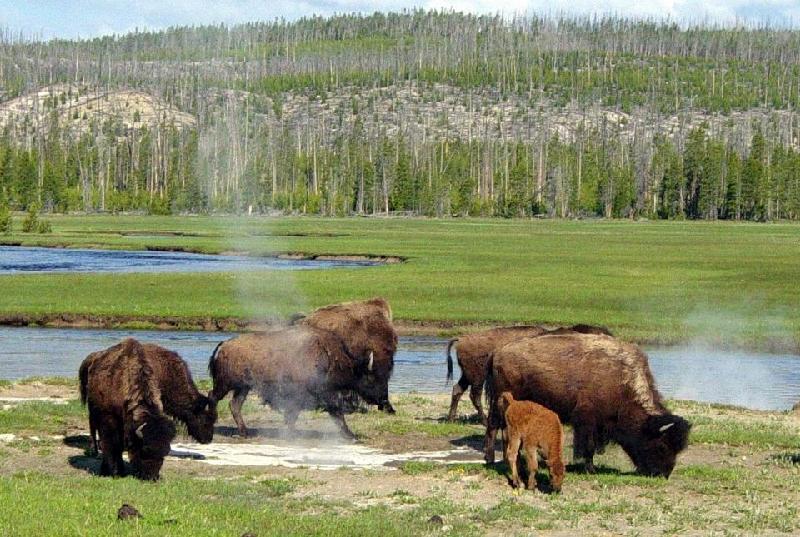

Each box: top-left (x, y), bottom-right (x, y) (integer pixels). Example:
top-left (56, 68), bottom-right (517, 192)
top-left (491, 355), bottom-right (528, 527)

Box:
top-left (2, 1), bottom-right (798, 40)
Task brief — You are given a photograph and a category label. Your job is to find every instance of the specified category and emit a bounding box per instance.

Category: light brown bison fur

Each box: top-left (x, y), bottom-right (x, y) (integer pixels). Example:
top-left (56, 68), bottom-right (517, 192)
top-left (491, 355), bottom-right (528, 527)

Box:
top-left (81, 343), bottom-right (217, 454)
top-left (296, 297), bottom-right (398, 413)
top-left (485, 333), bottom-right (690, 478)
top-left (501, 392), bottom-right (565, 492)
top-left (209, 326), bottom-right (379, 438)
top-left (79, 339), bottom-right (176, 480)
top-left (446, 324), bottom-right (612, 424)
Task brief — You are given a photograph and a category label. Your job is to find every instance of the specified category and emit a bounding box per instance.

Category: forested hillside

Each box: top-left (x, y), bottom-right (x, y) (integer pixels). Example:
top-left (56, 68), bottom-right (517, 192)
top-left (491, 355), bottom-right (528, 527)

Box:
top-left (1, 11), bottom-right (800, 220)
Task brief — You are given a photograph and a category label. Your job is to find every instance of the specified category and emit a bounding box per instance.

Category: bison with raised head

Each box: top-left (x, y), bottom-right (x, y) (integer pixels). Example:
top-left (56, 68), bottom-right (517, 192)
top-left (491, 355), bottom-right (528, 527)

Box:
top-left (484, 332), bottom-right (690, 478)
top-left (209, 325), bottom-right (383, 439)
top-left (296, 297), bottom-right (398, 413)
top-left (79, 338), bottom-right (176, 480)
top-left (446, 324), bottom-right (612, 424)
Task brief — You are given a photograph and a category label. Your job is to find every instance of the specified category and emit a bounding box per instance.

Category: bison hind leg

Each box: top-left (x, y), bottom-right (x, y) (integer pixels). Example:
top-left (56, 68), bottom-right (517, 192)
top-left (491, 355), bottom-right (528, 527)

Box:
top-left (447, 377), bottom-right (468, 421)
top-left (230, 387), bottom-right (251, 438)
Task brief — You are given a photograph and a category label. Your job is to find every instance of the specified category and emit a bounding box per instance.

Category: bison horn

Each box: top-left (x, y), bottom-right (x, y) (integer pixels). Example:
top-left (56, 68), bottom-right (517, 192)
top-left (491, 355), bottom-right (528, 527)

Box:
top-left (368, 352), bottom-right (374, 372)
top-left (135, 423), bottom-right (146, 439)
top-left (658, 422), bottom-right (675, 433)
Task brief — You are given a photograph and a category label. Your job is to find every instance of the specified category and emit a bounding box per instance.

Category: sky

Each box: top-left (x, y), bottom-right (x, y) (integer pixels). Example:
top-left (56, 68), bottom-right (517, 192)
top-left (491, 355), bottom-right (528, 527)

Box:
top-left (1, 0), bottom-right (799, 40)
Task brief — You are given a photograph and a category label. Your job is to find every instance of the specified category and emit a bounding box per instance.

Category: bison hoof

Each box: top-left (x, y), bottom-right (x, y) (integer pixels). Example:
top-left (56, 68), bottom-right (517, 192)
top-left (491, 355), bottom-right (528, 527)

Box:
top-left (584, 463), bottom-right (596, 474)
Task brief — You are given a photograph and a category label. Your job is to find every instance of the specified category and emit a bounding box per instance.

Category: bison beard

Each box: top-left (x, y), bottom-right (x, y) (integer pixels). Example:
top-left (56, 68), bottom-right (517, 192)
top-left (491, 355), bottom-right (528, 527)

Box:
top-left (484, 332), bottom-right (690, 478)
top-left (79, 338), bottom-right (177, 481)
top-left (209, 326), bottom-right (382, 439)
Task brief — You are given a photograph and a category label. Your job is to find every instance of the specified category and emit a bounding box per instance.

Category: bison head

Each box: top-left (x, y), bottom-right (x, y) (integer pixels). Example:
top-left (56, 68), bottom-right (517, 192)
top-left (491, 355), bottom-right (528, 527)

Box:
top-left (353, 351), bottom-right (395, 413)
top-left (130, 416), bottom-right (176, 481)
top-left (629, 414), bottom-right (691, 478)
top-left (185, 394), bottom-right (218, 444)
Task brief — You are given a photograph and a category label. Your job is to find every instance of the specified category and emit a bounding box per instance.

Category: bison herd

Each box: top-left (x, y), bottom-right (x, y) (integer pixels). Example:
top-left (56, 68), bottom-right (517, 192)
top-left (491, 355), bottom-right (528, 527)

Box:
top-left (78, 297), bottom-right (690, 488)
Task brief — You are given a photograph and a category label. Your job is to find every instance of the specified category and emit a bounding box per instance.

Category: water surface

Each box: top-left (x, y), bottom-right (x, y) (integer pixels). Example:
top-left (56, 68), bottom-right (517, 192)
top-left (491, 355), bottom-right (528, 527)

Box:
top-left (0, 327), bottom-right (798, 411)
top-left (0, 246), bottom-right (375, 274)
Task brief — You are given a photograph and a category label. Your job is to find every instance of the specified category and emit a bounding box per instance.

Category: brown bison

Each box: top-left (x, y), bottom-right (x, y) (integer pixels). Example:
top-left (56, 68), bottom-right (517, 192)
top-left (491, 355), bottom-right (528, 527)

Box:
top-left (79, 339), bottom-right (176, 480)
top-left (295, 297), bottom-right (398, 413)
top-left (484, 333), bottom-right (690, 478)
top-left (446, 324), bottom-right (612, 424)
top-left (80, 342), bottom-right (217, 455)
top-left (501, 392), bottom-right (565, 493)
top-left (209, 325), bottom-right (383, 438)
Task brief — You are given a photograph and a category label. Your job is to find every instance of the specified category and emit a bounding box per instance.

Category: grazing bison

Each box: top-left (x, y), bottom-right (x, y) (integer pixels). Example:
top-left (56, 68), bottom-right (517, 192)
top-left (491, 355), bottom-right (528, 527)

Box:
top-left (446, 324), bottom-right (612, 424)
top-left (80, 342), bottom-right (217, 455)
top-left (79, 338), bottom-right (176, 480)
top-left (484, 333), bottom-right (690, 478)
top-left (296, 297), bottom-right (398, 413)
top-left (501, 392), bottom-right (565, 492)
top-left (209, 326), bottom-right (383, 438)
top-left (141, 343), bottom-right (217, 443)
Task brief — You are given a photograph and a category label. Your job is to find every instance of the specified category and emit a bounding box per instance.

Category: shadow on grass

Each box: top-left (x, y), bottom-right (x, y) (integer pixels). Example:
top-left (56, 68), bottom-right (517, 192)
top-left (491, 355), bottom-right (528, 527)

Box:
top-left (770, 452), bottom-right (800, 465)
top-left (449, 433), bottom-right (490, 452)
top-left (67, 454), bottom-right (104, 476)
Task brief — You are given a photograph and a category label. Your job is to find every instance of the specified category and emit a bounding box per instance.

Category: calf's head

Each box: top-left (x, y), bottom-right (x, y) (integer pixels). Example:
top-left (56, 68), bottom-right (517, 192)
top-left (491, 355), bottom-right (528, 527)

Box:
top-left (630, 414), bottom-right (691, 478)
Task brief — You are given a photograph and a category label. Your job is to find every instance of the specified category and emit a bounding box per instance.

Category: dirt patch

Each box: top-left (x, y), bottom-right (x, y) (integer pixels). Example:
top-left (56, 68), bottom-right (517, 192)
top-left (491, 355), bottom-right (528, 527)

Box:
top-left (0, 382), bottom-right (76, 401)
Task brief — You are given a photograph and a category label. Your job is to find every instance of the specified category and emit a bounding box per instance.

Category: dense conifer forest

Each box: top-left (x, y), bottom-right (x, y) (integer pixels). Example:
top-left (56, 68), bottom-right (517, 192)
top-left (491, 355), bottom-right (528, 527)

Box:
top-left (1, 11), bottom-right (800, 220)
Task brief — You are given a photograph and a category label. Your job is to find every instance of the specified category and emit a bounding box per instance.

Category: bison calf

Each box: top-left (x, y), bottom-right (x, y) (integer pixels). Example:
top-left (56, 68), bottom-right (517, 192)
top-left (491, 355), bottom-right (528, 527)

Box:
top-left (501, 392), bottom-right (565, 493)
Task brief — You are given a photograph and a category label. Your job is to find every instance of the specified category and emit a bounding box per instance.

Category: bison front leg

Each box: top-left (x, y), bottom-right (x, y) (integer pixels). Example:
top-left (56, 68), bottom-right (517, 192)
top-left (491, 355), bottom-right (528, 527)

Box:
top-left (447, 377), bottom-right (468, 421)
top-left (572, 421), bottom-right (597, 474)
top-left (229, 387), bottom-right (250, 438)
top-left (329, 409), bottom-right (357, 441)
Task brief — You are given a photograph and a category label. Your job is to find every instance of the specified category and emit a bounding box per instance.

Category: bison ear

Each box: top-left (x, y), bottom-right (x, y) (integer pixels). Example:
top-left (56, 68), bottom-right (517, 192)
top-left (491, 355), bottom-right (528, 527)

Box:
top-left (135, 423), bottom-right (147, 439)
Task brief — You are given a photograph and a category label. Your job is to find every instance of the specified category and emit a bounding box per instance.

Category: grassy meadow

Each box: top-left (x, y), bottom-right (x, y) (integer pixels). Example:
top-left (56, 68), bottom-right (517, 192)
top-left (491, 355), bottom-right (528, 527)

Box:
top-left (1, 214), bottom-right (799, 347)
top-left (0, 386), bottom-right (798, 536)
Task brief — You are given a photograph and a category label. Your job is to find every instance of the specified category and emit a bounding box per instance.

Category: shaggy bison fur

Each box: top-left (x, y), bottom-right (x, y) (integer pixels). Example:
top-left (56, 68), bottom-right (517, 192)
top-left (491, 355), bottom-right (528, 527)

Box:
top-left (295, 297), bottom-right (398, 413)
top-left (500, 392), bottom-right (565, 492)
top-left (485, 333), bottom-right (690, 478)
top-left (209, 325), bottom-right (384, 438)
top-left (80, 342), bottom-right (217, 455)
top-left (79, 338), bottom-right (176, 480)
top-left (446, 324), bottom-right (612, 424)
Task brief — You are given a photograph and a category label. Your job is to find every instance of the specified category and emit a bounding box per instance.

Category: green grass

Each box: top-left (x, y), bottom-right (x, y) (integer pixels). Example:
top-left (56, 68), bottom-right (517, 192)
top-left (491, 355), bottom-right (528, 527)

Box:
top-left (1, 394), bottom-right (799, 535)
top-left (0, 472), bottom-right (471, 537)
top-left (2, 215), bottom-right (800, 346)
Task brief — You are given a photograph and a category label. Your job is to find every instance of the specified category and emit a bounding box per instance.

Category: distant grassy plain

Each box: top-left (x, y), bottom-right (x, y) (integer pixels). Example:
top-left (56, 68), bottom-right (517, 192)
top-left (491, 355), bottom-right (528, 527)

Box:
top-left (1, 215), bottom-right (799, 347)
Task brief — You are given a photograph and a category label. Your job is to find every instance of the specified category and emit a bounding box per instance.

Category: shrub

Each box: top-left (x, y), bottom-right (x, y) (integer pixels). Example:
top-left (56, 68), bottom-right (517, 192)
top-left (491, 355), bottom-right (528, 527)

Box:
top-left (37, 220), bottom-right (52, 234)
top-left (22, 204), bottom-right (40, 233)
top-left (0, 204), bottom-right (11, 234)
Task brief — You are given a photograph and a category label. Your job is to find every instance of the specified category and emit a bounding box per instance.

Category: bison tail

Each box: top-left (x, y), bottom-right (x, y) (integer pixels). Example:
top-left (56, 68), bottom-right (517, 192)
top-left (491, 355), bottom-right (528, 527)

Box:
top-left (78, 358), bottom-right (90, 406)
top-left (445, 339), bottom-right (458, 383)
top-left (208, 341), bottom-right (225, 379)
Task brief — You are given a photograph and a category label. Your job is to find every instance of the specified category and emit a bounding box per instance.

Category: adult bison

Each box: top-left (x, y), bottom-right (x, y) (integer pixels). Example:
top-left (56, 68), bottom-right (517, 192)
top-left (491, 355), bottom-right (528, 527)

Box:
top-left (295, 297), bottom-right (398, 413)
top-left (209, 325), bottom-right (384, 438)
top-left (80, 342), bottom-right (217, 455)
top-left (484, 332), bottom-right (690, 478)
top-left (446, 324), bottom-right (612, 424)
top-left (79, 339), bottom-right (176, 480)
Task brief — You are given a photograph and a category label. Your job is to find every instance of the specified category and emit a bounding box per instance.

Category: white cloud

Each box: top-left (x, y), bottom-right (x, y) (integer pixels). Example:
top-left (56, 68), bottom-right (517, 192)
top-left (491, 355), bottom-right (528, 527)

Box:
top-left (4, 0), bottom-right (800, 40)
